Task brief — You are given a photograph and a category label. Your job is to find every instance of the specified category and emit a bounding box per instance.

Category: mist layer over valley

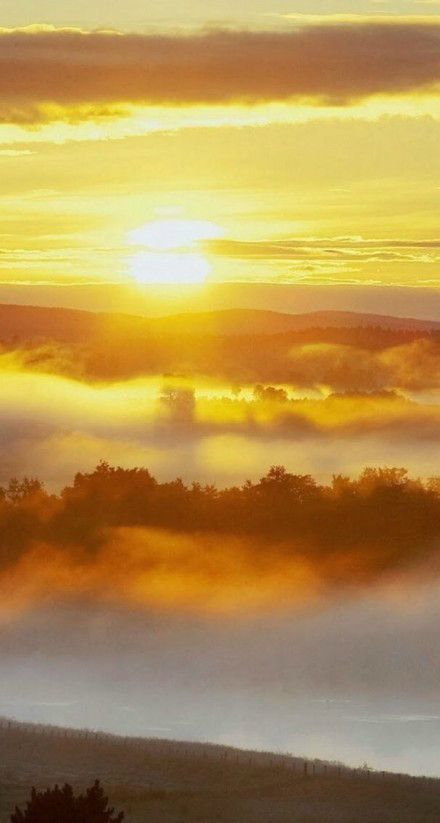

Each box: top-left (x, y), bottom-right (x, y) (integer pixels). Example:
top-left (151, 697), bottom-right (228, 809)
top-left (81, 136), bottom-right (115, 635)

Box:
top-left (3, 593), bottom-right (440, 777)
top-left (3, 305), bottom-right (440, 488)
top-left (2, 305), bottom-right (440, 780)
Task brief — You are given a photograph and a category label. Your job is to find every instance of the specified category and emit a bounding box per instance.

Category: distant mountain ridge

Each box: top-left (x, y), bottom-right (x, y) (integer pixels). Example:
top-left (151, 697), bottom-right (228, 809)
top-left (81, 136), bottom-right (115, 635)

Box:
top-left (150, 308), bottom-right (440, 336)
top-left (0, 303), bottom-right (439, 344)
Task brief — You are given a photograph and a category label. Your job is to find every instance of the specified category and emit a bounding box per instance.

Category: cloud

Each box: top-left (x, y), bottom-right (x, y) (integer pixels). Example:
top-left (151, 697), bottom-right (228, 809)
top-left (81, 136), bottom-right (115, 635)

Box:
top-left (0, 22), bottom-right (438, 123)
top-left (209, 236), bottom-right (440, 266)
top-left (0, 149), bottom-right (33, 156)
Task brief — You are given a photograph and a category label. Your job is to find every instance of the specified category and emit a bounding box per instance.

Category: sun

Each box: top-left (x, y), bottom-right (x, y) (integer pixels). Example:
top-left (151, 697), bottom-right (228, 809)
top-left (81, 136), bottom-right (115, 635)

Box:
top-left (126, 219), bottom-right (224, 284)
top-left (128, 250), bottom-right (211, 285)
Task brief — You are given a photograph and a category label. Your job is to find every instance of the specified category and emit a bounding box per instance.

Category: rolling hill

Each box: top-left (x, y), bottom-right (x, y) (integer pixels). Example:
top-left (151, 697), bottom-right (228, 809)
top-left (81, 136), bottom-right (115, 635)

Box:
top-left (1, 302), bottom-right (439, 385)
top-left (0, 303), bottom-right (439, 345)
top-left (0, 718), bottom-right (438, 823)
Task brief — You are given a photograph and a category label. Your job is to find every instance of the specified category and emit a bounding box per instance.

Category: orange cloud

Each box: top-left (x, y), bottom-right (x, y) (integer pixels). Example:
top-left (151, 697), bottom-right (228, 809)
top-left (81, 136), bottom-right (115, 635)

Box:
top-left (0, 22), bottom-right (438, 123)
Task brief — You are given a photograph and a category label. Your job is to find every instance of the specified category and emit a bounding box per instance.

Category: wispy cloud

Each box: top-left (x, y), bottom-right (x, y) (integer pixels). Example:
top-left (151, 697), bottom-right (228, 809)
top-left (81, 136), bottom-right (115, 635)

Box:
top-left (209, 236), bottom-right (440, 267)
top-left (0, 148), bottom-right (33, 156)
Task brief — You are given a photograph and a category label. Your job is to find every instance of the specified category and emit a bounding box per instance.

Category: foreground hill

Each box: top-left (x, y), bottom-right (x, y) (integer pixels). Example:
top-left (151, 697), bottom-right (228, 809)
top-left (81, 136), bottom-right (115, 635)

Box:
top-left (0, 719), bottom-right (439, 823)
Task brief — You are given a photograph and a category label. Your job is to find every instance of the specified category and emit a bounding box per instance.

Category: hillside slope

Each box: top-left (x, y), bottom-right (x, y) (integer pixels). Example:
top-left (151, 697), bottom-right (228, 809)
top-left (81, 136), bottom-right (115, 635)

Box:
top-left (0, 719), bottom-right (439, 823)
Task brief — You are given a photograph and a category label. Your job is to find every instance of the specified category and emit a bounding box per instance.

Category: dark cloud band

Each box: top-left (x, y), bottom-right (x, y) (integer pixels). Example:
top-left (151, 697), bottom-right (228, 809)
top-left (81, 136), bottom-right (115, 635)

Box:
top-left (0, 22), bottom-right (439, 122)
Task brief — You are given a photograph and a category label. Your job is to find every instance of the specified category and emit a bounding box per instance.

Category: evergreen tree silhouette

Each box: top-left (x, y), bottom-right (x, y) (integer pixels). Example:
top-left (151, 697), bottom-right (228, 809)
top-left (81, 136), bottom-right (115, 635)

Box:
top-left (10, 780), bottom-right (124, 823)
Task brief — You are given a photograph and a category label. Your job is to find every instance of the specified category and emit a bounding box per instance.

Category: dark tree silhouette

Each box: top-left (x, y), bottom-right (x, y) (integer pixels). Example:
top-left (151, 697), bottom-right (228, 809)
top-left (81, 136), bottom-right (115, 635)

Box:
top-left (10, 780), bottom-right (124, 823)
top-left (2, 462), bottom-right (440, 586)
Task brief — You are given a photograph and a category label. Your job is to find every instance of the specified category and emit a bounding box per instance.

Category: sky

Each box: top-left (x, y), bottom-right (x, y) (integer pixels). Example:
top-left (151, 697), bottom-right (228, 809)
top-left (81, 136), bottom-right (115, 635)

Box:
top-left (0, 0), bottom-right (438, 311)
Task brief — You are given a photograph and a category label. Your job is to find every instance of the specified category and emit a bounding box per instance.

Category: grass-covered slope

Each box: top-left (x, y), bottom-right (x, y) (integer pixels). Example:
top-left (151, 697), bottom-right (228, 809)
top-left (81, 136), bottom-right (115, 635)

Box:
top-left (0, 719), bottom-right (439, 823)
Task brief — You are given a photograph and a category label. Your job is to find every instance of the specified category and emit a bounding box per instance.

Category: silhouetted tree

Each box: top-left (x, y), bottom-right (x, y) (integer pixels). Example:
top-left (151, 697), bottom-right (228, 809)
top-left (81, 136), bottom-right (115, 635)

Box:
top-left (3, 462), bottom-right (440, 582)
top-left (10, 780), bottom-right (124, 823)
top-left (160, 384), bottom-right (195, 423)
top-left (253, 384), bottom-right (288, 403)
top-left (4, 477), bottom-right (45, 504)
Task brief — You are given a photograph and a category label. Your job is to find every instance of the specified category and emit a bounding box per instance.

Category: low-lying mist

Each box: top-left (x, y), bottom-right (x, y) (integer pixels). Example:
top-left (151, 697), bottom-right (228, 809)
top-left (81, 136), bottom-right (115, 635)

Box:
top-left (2, 353), bottom-right (440, 490)
top-left (2, 332), bottom-right (440, 775)
top-left (2, 592), bottom-right (440, 776)
top-left (1, 462), bottom-right (440, 617)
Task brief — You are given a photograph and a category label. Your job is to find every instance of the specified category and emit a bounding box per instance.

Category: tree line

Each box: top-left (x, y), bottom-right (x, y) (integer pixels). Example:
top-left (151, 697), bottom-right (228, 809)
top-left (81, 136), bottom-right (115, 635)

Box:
top-left (1, 463), bottom-right (440, 569)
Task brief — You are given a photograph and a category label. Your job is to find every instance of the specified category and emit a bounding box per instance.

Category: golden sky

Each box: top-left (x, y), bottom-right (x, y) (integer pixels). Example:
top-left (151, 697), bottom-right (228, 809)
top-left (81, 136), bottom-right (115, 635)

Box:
top-left (0, 2), bottom-right (439, 297)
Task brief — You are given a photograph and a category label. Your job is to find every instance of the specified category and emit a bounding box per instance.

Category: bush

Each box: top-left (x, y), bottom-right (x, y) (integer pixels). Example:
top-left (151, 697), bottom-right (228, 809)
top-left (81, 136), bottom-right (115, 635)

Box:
top-left (11, 780), bottom-right (124, 823)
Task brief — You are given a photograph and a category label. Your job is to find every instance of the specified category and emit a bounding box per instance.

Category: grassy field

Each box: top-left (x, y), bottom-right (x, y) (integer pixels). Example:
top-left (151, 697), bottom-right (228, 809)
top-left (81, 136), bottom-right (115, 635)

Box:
top-left (0, 719), bottom-right (439, 823)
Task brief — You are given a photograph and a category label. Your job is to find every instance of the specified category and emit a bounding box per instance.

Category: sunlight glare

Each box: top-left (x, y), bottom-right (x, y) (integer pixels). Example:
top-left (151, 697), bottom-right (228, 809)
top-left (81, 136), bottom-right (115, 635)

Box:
top-left (128, 251), bottom-right (211, 284)
top-left (125, 218), bottom-right (224, 284)
top-left (127, 219), bottom-right (224, 251)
